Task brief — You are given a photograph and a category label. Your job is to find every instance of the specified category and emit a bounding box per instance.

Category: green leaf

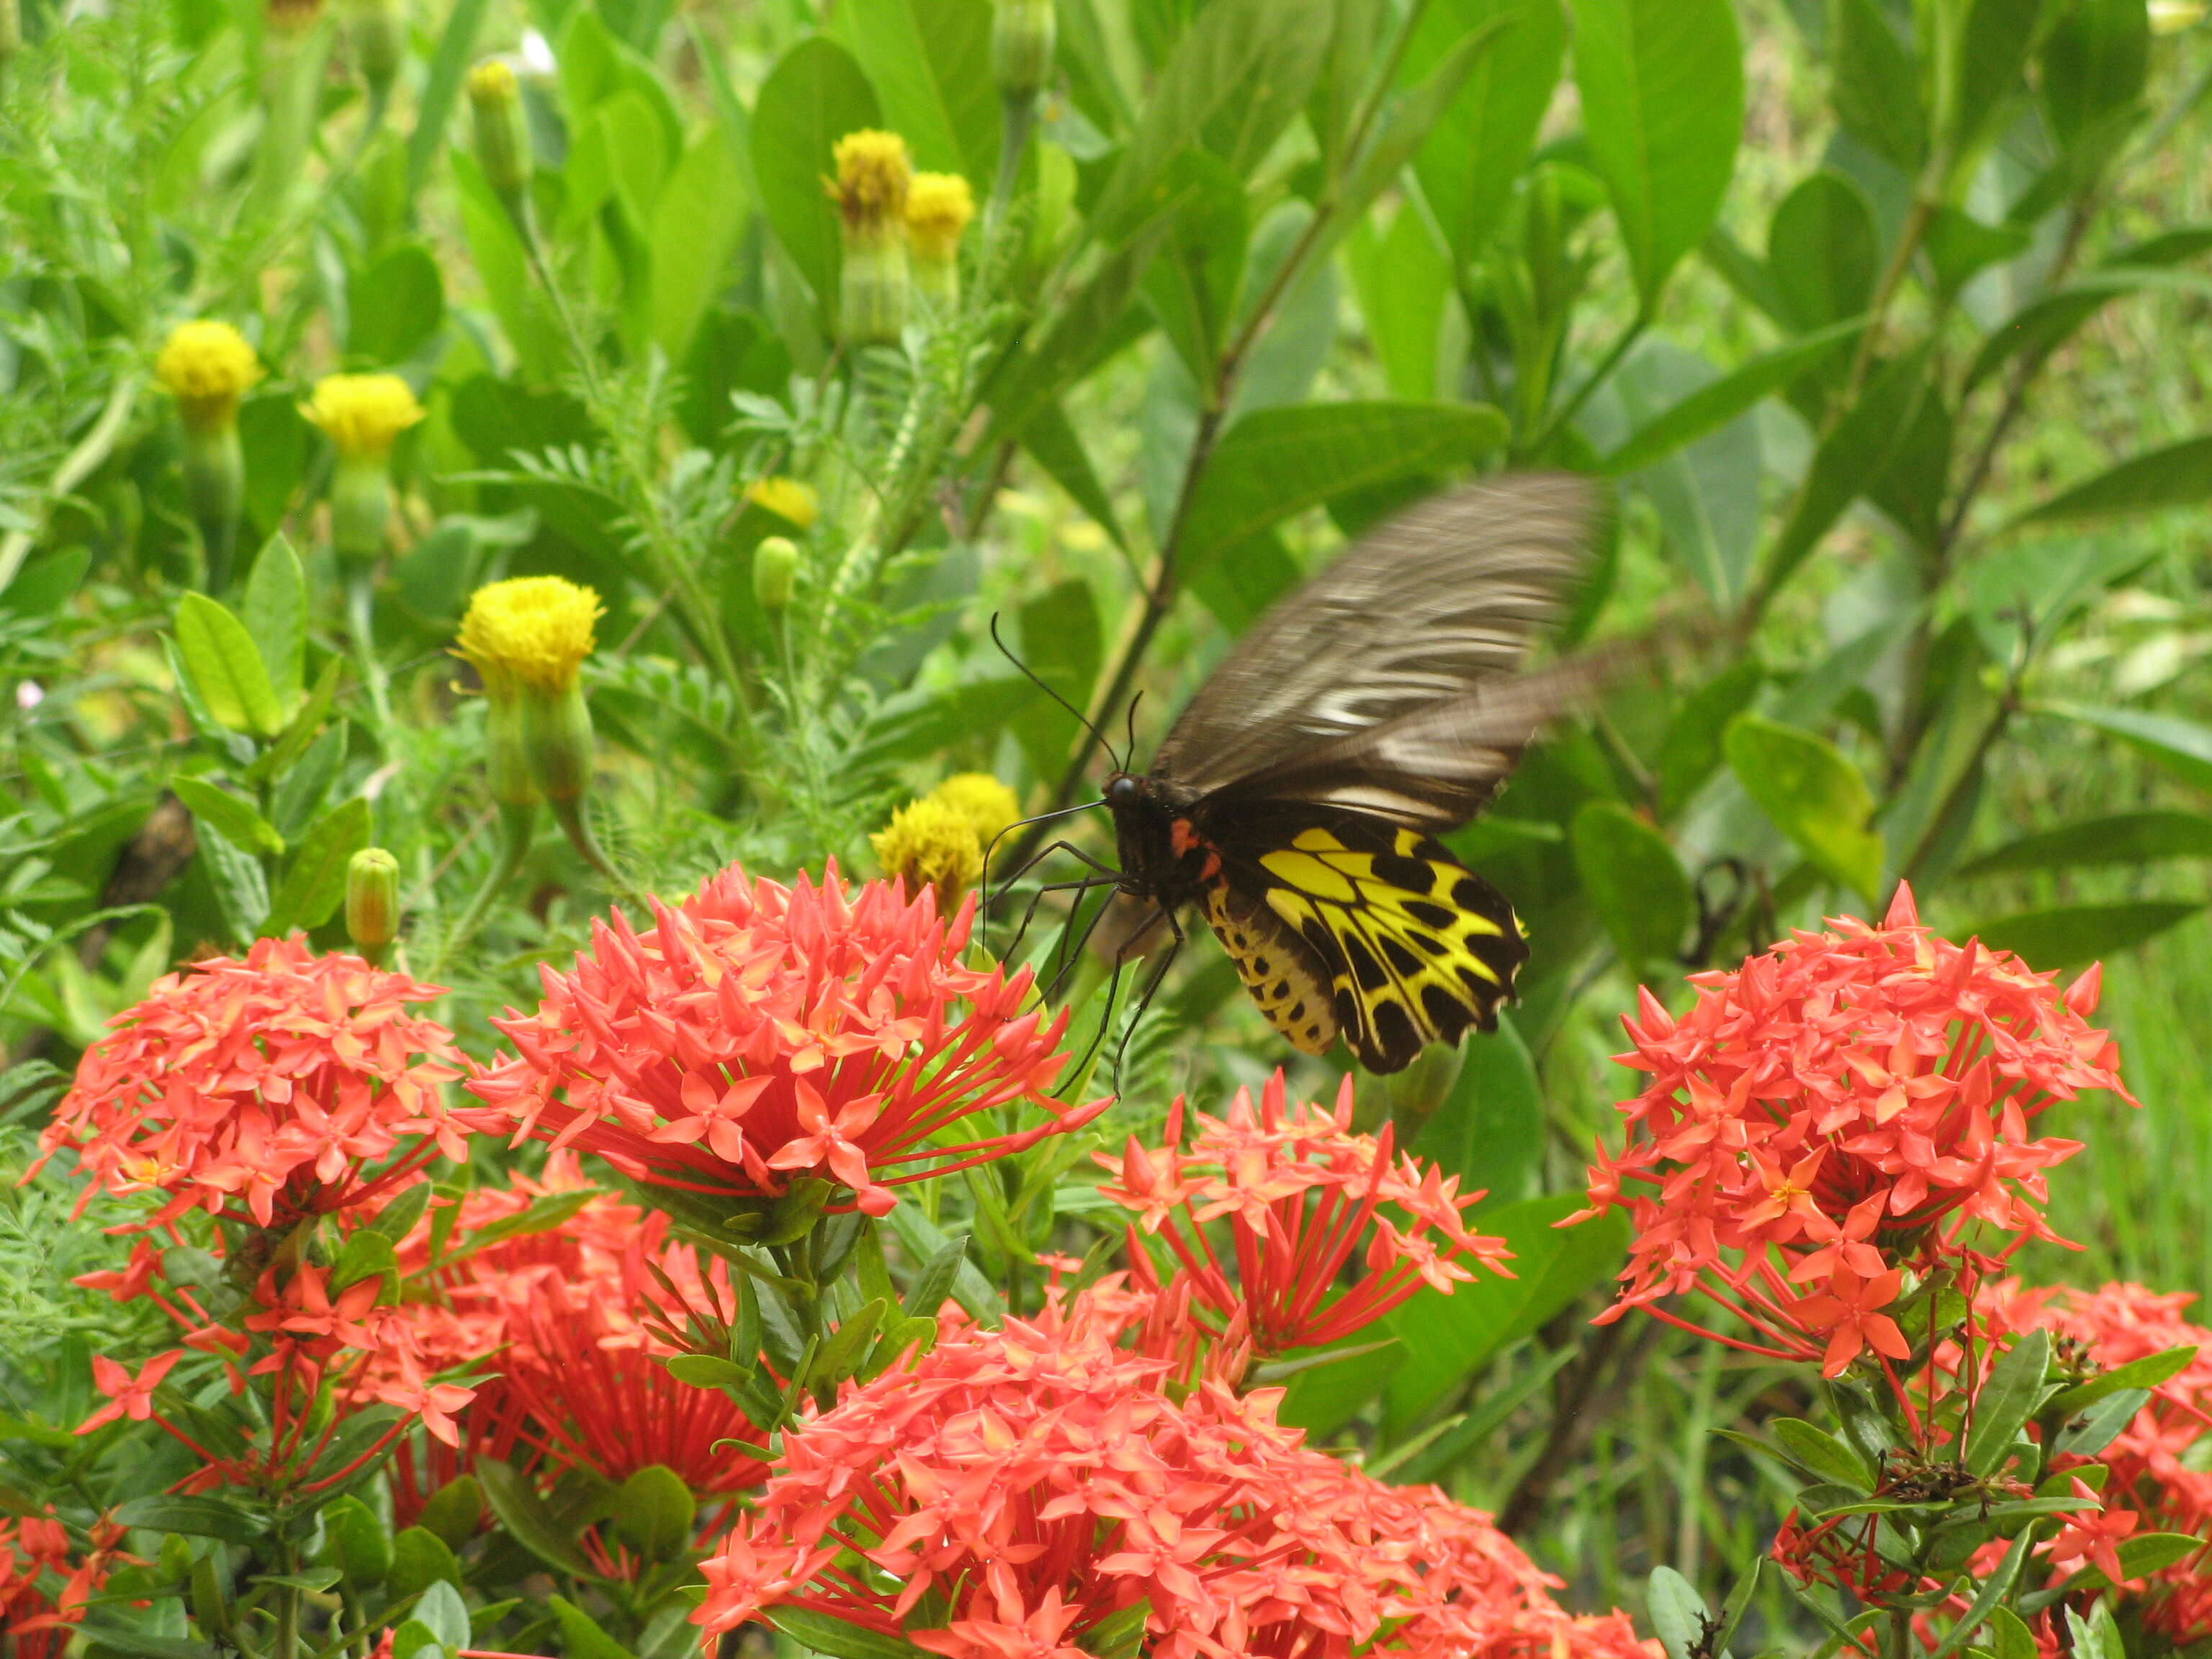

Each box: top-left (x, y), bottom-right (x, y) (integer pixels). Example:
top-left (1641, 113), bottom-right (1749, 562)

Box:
top-left (901, 1232), bottom-right (974, 1320)
top-left (1923, 207), bottom-right (2032, 302)
top-left (1409, 0), bottom-right (1566, 268)
top-left (648, 129), bottom-right (750, 360)
top-left (1658, 659), bottom-right (1765, 819)
top-left (832, 0), bottom-right (997, 184)
top-left (388, 1526), bottom-right (464, 1600)
top-left (1647, 1566), bottom-right (1709, 1659)
top-left (2013, 434), bottom-right (2212, 528)
top-left (440, 1187), bottom-right (601, 1265)
top-left (1828, 0), bottom-right (1926, 170)
top-left (240, 534), bottom-right (306, 712)
top-left (406, 0), bottom-right (493, 194)
top-left (1964, 269), bottom-right (2212, 394)
top-left (2063, 1601), bottom-right (2123, 1659)
top-left (1769, 1417), bottom-right (1875, 1492)
top-left (329, 1228), bottom-right (399, 1297)
top-left (1601, 320), bottom-right (1860, 476)
top-left (349, 243), bottom-right (446, 364)
top-left (1761, 342), bottom-right (1933, 596)
top-left (1348, 206), bottom-right (1452, 401)
top-left (478, 1459), bottom-right (598, 1578)
top-left (1952, 0), bottom-right (2045, 159)
top-left (176, 591), bottom-right (287, 737)
top-left (2046, 703), bottom-right (2212, 795)
top-left (110, 1493), bottom-right (264, 1544)
top-left (1573, 0), bottom-right (1743, 309)
top-left (1768, 171), bottom-right (1877, 332)
top-left (1713, 1558), bottom-right (1761, 1659)
top-left (78, 1622), bottom-right (221, 1659)
top-left (413, 1580), bottom-right (472, 1653)
top-left (1088, 0), bottom-right (1334, 238)
top-left (1077, 1599), bottom-right (1151, 1659)
top-left (663, 1353), bottom-right (754, 1388)
top-left (1960, 811), bottom-right (2212, 878)
top-left (885, 1206), bottom-right (1002, 1325)
top-left (1724, 713), bottom-right (1885, 902)
top-left (415, 1476), bottom-right (485, 1552)
top-left (316, 1495), bottom-right (392, 1589)
top-left (766, 1607), bottom-right (935, 1659)
top-left (1613, 341), bottom-right (1763, 605)
top-left (1928, 1532), bottom-right (2033, 1659)
top-left (198, 820), bottom-right (272, 942)
top-left (750, 37), bottom-right (881, 317)
top-left (1412, 1010), bottom-right (1542, 1203)
top-left (1965, 1329), bottom-right (2050, 1475)
top-left (1987, 1608), bottom-right (2038, 1659)
top-left (1179, 400), bottom-right (1509, 579)
top-left (548, 1598), bottom-right (639, 1659)
top-left (171, 776), bottom-right (284, 857)
top-left (264, 796), bottom-right (372, 938)
top-left (610, 1466), bottom-right (693, 1563)
top-left (1382, 1195), bottom-right (1629, 1431)
top-left (1572, 801), bottom-right (1691, 976)
top-left (1972, 902), bottom-right (2201, 968)
top-left (1141, 149), bottom-right (1249, 385)
top-left (2047, 1343), bottom-right (2199, 1414)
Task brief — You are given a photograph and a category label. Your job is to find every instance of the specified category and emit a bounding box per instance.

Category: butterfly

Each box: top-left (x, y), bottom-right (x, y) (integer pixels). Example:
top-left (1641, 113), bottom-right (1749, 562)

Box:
top-left (1097, 474), bottom-right (1599, 1075)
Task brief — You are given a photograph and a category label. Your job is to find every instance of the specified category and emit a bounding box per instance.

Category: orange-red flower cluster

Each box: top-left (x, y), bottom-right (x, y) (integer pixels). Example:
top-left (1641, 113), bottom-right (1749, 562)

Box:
top-left (696, 1298), bottom-right (1654, 1659)
top-left (1573, 886), bottom-right (2130, 1377)
top-left (471, 865), bottom-right (1105, 1218)
top-left (35, 938), bottom-right (477, 1231)
top-left (0, 1515), bottom-right (132, 1659)
top-left (1097, 1071), bottom-right (1512, 1355)
top-left (1991, 1280), bottom-right (2212, 1640)
top-left (375, 1156), bottom-right (767, 1524)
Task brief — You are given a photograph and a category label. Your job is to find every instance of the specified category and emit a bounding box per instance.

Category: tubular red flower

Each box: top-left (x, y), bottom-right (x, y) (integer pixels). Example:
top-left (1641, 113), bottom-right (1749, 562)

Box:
top-left (469, 864), bottom-right (1105, 1217)
top-left (34, 937), bottom-right (478, 1230)
top-left (1571, 885), bottom-right (2132, 1371)
top-left (1097, 1071), bottom-right (1512, 1356)
top-left (694, 1298), bottom-right (1653, 1659)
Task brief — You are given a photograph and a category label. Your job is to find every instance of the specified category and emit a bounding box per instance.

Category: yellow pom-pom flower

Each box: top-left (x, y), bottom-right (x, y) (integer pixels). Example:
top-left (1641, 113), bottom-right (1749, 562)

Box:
top-left (906, 173), bottom-right (975, 264)
top-left (745, 476), bottom-right (819, 531)
top-left (871, 795), bottom-right (984, 914)
top-left (300, 372), bottom-right (426, 460)
top-left (455, 576), bottom-right (603, 695)
top-left (156, 322), bottom-right (264, 431)
top-left (931, 772), bottom-right (1020, 848)
top-left (828, 130), bottom-right (913, 230)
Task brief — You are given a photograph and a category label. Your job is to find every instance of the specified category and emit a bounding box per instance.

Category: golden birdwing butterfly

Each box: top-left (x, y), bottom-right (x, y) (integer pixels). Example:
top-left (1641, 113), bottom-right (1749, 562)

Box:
top-left (1099, 473), bottom-right (1599, 1074)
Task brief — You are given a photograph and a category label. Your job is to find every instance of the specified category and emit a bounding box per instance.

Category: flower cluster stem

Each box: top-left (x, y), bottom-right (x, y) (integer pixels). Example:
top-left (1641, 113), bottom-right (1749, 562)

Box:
top-left (431, 802), bottom-right (537, 978)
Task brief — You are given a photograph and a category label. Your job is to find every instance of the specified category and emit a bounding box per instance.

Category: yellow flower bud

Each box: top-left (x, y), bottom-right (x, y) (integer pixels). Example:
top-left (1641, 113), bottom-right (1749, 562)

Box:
top-left (454, 575), bottom-right (602, 696)
top-left (346, 847), bottom-right (401, 961)
top-left (468, 58), bottom-right (531, 204)
top-left (753, 536), bottom-right (799, 612)
top-left (994, 0), bottom-right (1055, 104)
top-left (745, 476), bottom-right (819, 531)
top-left (829, 130), bottom-right (913, 346)
top-left (349, 0), bottom-right (405, 96)
top-left (907, 172), bottom-right (974, 310)
top-left (300, 372), bottom-right (425, 461)
top-left (871, 796), bottom-right (984, 916)
top-left (931, 772), bottom-right (1021, 848)
top-left (156, 322), bottom-right (264, 433)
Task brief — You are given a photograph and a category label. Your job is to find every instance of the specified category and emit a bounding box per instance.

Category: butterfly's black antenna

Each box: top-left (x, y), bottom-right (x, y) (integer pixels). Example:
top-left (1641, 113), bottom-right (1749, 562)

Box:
top-left (1122, 691), bottom-right (1143, 773)
top-left (989, 613), bottom-right (1125, 773)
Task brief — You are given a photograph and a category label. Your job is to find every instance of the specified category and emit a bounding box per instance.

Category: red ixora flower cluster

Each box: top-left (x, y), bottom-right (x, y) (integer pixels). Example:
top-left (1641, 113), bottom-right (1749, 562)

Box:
top-left (470, 864), bottom-right (1105, 1218)
top-left (1571, 885), bottom-right (2131, 1379)
top-left (696, 1298), bottom-right (1653, 1659)
top-left (1097, 1071), bottom-right (1512, 1356)
top-left (1990, 1280), bottom-right (2212, 1640)
top-left (374, 1156), bottom-right (768, 1529)
top-left (33, 937), bottom-right (477, 1230)
top-left (0, 1514), bottom-right (135, 1659)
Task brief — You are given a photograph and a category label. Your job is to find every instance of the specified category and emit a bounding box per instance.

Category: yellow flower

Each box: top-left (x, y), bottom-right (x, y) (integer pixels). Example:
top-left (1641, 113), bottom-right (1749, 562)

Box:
top-left (906, 173), bottom-right (975, 264)
top-left (931, 772), bottom-right (1020, 848)
top-left (466, 56), bottom-right (516, 101)
top-left (455, 575), bottom-right (603, 694)
top-left (745, 476), bottom-right (819, 531)
top-left (156, 322), bottom-right (263, 431)
top-left (871, 795), bottom-right (984, 914)
top-left (827, 129), bottom-right (912, 232)
top-left (301, 372), bottom-right (425, 460)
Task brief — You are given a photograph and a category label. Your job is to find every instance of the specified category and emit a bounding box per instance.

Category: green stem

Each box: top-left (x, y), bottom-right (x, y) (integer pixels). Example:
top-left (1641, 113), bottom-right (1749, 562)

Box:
top-left (988, 94), bottom-right (1035, 239)
top-left (0, 369), bottom-right (143, 595)
top-left (428, 801), bottom-right (536, 979)
top-left (550, 794), bottom-right (640, 904)
top-left (344, 572), bottom-right (395, 734)
top-left (1527, 311), bottom-right (1647, 458)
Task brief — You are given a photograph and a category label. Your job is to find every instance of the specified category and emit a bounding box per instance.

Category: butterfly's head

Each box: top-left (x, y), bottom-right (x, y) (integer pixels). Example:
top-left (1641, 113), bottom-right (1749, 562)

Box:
top-left (1102, 772), bottom-right (1143, 811)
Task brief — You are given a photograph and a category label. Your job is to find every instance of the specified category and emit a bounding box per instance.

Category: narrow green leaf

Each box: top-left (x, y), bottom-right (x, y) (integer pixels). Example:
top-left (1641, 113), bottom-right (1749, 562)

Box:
top-left (264, 796), bottom-right (372, 938)
top-left (1972, 902), bottom-right (2201, 968)
top-left (547, 1598), bottom-right (638, 1659)
top-left (1410, 0), bottom-right (1566, 268)
top-left (1724, 712), bottom-right (1886, 902)
top-left (2045, 703), bottom-right (2212, 795)
top-left (2013, 433), bottom-right (2212, 528)
top-left (2047, 1344), bottom-right (2199, 1414)
top-left (240, 534), bottom-right (306, 712)
top-left (1761, 342), bottom-right (1933, 596)
top-left (406, 0), bottom-right (493, 194)
top-left (111, 1493), bottom-right (266, 1544)
top-left (1964, 1329), bottom-right (2050, 1475)
top-left (478, 1459), bottom-right (598, 1578)
top-left (1927, 1532), bottom-right (2033, 1659)
top-left (1574, 0), bottom-right (1743, 307)
top-left (1571, 800), bottom-right (1692, 975)
top-left (1603, 320), bottom-right (1860, 475)
top-left (1959, 811), bottom-right (2212, 878)
top-left (885, 1205), bottom-right (1002, 1324)
top-left (1713, 1558), bottom-right (1761, 1659)
top-left (1965, 268), bottom-right (2212, 393)
top-left (1771, 1418), bottom-right (1876, 1492)
top-left (766, 1607), bottom-right (934, 1659)
top-left (199, 819), bottom-right (272, 942)
top-left (750, 38), bottom-right (881, 318)
top-left (1830, 0), bottom-right (1926, 169)
top-left (171, 776), bottom-right (284, 857)
top-left (1077, 1599), bottom-right (1151, 1659)
top-left (176, 591), bottom-right (287, 737)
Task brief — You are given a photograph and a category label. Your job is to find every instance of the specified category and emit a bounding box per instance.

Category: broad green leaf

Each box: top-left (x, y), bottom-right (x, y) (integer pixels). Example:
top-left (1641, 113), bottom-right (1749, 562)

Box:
top-left (387, 1527), bottom-right (463, 1601)
top-left (199, 819), bottom-right (273, 942)
top-left (648, 128), bottom-right (748, 360)
top-left (240, 534), bottom-right (306, 711)
top-left (1412, 1010), bottom-right (1542, 1205)
top-left (348, 243), bottom-right (446, 364)
top-left (413, 1581), bottom-right (471, 1653)
top-left (1768, 171), bottom-right (1877, 331)
top-left (1965, 269), bottom-right (2212, 392)
top-left (2013, 433), bottom-right (2212, 527)
top-left (1348, 204), bottom-right (1452, 400)
top-left (1382, 1195), bottom-right (1630, 1431)
top-left (1829, 0), bottom-right (1926, 171)
top-left (1141, 149), bottom-right (1249, 386)
top-left (1770, 1417), bottom-right (1875, 1491)
top-left (479, 1459), bottom-right (598, 1578)
top-left (416, 1477), bottom-right (485, 1553)
top-left (315, 1495), bottom-right (392, 1588)
top-left (833, 0), bottom-right (997, 184)
top-left (1725, 713), bottom-right (1885, 902)
top-left (111, 1493), bottom-right (265, 1544)
top-left (1923, 206), bottom-right (2032, 301)
top-left (2047, 1343), bottom-right (2199, 1413)
top-left (1331, 15), bottom-right (1516, 246)
top-left (1761, 341), bottom-right (1933, 595)
top-left (406, 0), bottom-right (493, 194)
top-left (1972, 901), bottom-right (2201, 967)
top-left (2044, 703), bottom-right (2212, 794)
top-left (548, 1599), bottom-right (639, 1659)
top-left (1658, 658), bottom-right (1765, 818)
top-left (2042, 0), bottom-right (2148, 148)
top-left (171, 776), bottom-right (284, 857)
top-left (1952, 0), bottom-right (2044, 161)
top-left (1601, 320), bottom-right (1859, 475)
top-left (1409, 0), bottom-right (1566, 266)
top-left (1574, 0), bottom-right (1743, 309)
top-left (611, 1466), bottom-right (694, 1563)
top-left (750, 38), bottom-right (881, 318)
top-left (74, 1622), bottom-right (220, 1659)
top-left (1178, 400), bottom-right (1509, 579)
top-left (1647, 1567), bottom-right (1709, 1659)
top-left (1613, 340), bottom-right (1762, 604)
top-left (1088, 0), bottom-right (1334, 239)
top-left (1960, 811), bottom-right (2212, 878)
top-left (767, 1608), bottom-right (934, 1659)
top-left (176, 591), bottom-right (287, 737)
top-left (263, 796), bottom-right (372, 938)
top-left (1987, 1608), bottom-right (2038, 1659)
top-left (1572, 800), bottom-right (1692, 975)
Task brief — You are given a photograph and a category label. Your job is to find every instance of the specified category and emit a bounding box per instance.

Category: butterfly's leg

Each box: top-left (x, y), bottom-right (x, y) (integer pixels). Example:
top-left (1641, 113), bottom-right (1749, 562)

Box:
top-left (1109, 906), bottom-right (1184, 1094)
top-left (1004, 872), bottom-right (1123, 969)
top-left (1060, 898), bottom-right (1172, 1088)
top-left (982, 837), bottom-right (1124, 956)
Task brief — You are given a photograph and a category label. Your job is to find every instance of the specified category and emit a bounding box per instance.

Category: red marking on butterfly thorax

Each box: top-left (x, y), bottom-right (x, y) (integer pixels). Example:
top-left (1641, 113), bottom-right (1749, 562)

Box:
top-left (1169, 818), bottom-right (1224, 881)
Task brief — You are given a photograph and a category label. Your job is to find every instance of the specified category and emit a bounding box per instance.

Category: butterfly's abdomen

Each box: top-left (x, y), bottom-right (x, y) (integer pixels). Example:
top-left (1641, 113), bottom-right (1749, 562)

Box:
top-left (1200, 882), bottom-right (1337, 1056)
